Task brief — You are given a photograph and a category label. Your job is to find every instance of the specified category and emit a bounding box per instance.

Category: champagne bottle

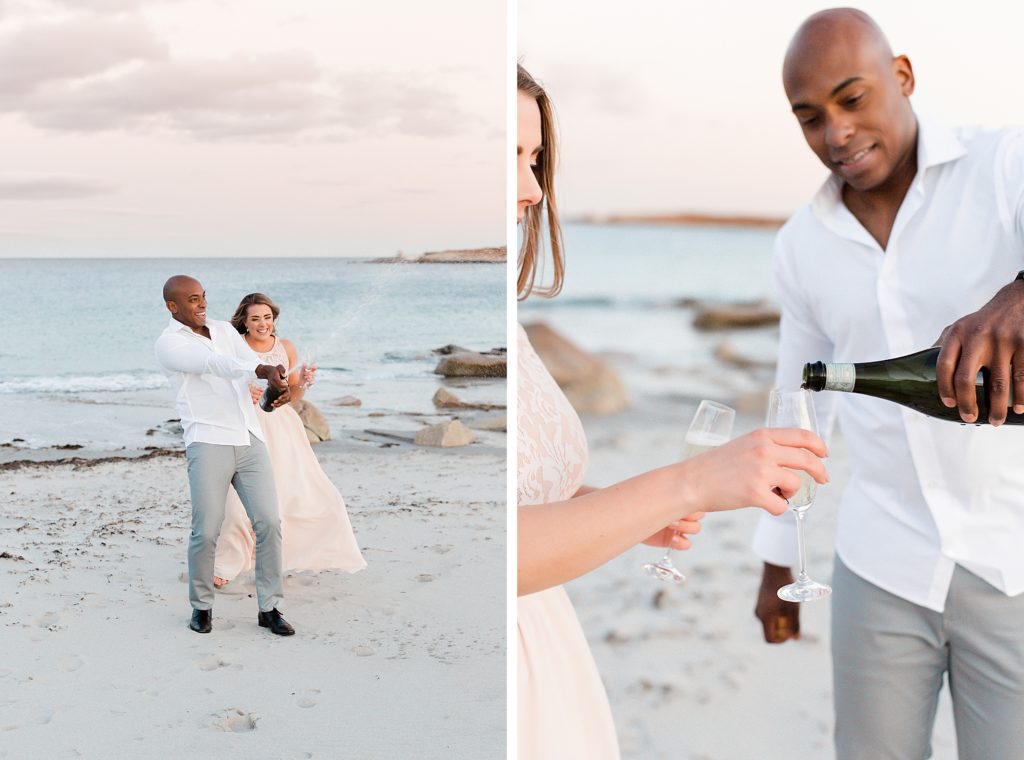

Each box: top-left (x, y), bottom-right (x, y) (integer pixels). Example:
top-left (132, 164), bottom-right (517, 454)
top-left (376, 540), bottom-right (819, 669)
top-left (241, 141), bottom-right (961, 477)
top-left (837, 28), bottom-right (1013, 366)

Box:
top-left (801, 347), bottom-right (1024, 425)
top-left (258, 366), bottom-right (286, 413)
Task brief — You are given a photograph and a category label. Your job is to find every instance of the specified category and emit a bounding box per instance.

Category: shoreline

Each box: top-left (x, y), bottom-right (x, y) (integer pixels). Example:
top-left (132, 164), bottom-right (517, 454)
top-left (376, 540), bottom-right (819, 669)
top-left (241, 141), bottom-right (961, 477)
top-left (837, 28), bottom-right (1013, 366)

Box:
top-left (0, 369), bottom-right (507, 457)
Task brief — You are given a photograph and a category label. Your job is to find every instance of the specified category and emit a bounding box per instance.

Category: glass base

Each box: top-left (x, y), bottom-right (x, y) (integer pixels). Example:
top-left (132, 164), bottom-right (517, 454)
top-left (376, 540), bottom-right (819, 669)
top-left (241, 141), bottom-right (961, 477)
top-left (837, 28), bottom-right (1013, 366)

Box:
top-left (777, 577), bottom-right (831, 603)
top-left (642, 561), bottom-right (685, 585)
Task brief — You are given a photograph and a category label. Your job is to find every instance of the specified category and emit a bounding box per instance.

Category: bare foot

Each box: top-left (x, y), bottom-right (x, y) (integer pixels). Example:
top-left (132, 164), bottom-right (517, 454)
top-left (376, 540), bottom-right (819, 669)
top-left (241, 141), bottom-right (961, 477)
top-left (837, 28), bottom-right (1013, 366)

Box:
top-left (213, 576), bottom-right (228, 588)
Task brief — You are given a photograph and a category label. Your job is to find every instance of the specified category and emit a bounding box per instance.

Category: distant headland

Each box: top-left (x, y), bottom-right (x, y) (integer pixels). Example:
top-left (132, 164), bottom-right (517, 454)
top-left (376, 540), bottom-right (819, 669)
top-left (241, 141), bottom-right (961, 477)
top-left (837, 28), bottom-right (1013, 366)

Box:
top-left (572, 212), bottom-right (786, 229)
top-left (373, 246), bottom-right (506, 264)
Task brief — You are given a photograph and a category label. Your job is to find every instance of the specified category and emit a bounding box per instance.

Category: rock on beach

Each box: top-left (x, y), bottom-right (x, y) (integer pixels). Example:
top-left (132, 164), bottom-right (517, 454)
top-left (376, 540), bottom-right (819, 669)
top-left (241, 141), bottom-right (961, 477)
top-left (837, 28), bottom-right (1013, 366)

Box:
top-left (433, 349), bottom-right (507, 378)
top-left (413, 419), bottom-right (475, 447)
top-left (432, 388), bottom-right (505, 411)
top-left (290, 400), bottom-right (330, 443)
top-left (691, 299), bottom-right (780, 330)
top-left (522, 322), bottom-right (629, 415)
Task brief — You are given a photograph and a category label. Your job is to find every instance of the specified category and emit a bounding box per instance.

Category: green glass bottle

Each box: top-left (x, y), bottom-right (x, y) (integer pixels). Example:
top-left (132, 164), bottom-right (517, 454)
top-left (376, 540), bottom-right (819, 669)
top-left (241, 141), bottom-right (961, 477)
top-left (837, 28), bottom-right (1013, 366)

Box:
top-left (801, 347), bottom-right (1024, 425)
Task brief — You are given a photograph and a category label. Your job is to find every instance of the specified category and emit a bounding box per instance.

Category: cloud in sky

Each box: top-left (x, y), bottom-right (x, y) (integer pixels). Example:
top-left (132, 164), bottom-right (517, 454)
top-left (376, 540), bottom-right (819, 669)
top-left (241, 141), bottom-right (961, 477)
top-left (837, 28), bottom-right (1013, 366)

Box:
top-left (0, 12), bottom-right (475, 141)
top-left (333, 72), bottom-right (472, 139)
top-left (0, 15), bottom-right (167, 95)
top-left (0, 0), bottom-right (503, 257)
top-left (0, 173), bottom-right (117, 199)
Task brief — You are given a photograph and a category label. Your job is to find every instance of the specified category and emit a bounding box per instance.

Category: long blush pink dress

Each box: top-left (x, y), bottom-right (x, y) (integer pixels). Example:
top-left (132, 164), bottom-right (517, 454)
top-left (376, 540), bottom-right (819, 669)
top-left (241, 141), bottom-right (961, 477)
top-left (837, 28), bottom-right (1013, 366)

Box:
top-left (214, 337), bottom-right (367, 581)
top-left (517, 324), bottom-right (620, 759)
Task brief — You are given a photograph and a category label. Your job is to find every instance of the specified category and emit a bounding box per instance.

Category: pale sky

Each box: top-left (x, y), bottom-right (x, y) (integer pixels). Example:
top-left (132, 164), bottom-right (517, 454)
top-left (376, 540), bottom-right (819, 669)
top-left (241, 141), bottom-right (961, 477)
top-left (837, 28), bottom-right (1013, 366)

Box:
top-left (518, 0), bottom-right (1024, 218)
top-left (0, 0), bottom-right (504, 257)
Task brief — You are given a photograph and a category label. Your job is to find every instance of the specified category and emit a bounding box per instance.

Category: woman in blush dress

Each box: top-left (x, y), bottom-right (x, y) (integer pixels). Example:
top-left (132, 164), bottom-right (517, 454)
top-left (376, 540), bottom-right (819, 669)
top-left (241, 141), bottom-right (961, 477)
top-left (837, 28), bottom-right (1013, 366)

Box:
top-left (213, 293), bottom-right (366, 587)
top-left (515, 65), bottom-right (830, 758)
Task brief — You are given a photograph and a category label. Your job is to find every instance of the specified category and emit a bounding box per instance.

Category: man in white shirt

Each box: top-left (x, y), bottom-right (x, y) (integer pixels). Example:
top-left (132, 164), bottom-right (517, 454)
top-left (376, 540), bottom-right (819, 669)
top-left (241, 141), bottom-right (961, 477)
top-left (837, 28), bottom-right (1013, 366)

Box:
top-left (752, 10), bottom-right (1024, 759)
top-left (155, 275), bottom-right (296, 636)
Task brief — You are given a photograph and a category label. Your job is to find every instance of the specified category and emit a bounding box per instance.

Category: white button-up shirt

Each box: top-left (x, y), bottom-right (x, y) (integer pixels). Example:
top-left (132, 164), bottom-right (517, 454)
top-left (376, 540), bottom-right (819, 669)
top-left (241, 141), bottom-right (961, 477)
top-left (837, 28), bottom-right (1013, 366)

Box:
top-left (154, 317), bottom-right (264, 447)
top-left (753, 118), bottom-right (1024, 612)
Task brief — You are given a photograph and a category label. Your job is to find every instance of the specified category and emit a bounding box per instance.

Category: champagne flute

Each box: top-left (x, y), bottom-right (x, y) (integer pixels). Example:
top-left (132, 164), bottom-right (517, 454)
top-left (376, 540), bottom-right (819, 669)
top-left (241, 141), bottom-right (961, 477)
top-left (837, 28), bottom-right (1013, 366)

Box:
top-left (299, 349), bottom-right (317, 390)
top-left (642, 400), bottom-right (735, 584)
top-left (767, 388), bottom-right (830, 602)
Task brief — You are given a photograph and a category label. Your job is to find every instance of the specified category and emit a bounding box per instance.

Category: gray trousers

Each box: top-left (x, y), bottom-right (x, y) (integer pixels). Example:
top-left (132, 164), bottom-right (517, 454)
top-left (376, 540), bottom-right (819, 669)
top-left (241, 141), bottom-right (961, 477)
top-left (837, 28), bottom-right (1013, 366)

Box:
top-left (185, 436), bottom-right (282, 613)
top-left (832, 557), bottom-right (1024, 760)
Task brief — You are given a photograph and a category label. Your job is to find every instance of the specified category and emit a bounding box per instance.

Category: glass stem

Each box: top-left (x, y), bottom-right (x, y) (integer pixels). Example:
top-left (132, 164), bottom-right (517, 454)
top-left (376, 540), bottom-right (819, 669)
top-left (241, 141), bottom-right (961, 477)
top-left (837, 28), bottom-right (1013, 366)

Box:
top-left (794, 508), bottom-right (809, 582)
top-left (661, 535), bottom-right (675, 564)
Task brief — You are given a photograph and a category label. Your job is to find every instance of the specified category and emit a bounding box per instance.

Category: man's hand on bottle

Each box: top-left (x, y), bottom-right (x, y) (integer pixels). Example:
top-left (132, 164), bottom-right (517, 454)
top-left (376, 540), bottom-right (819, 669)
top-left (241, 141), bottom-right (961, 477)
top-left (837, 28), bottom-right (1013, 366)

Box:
top-left (255, 364), bottom-right (291, 408)
top-left (933, 276), bottom-right (1024, 426)
top-left (755, 563), bottom-right (801, 643)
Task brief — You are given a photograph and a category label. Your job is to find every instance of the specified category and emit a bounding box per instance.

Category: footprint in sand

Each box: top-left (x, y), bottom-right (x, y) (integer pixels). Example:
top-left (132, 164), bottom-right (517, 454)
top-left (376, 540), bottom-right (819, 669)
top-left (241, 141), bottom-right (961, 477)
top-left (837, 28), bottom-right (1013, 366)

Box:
top-left (209, 708), bottom-right (260, 732)
top-left (353, 645), bottom-right (375, 657)
top-left (297, 689), bottom-right (320, 709)
top-left (415, 574), bottom-right (434, 583)
top-left (60, 654), bottom-right (83, 672)
top-left (197, 655), bottom-right (243, 672)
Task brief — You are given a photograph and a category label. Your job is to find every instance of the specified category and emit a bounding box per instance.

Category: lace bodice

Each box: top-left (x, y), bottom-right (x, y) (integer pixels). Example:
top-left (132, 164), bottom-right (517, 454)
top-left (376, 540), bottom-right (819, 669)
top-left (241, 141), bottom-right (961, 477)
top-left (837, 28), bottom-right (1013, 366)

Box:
top-left (253, 337), bottom-right (290, 372)
top-left (517, 324), bottom-right (588, 506)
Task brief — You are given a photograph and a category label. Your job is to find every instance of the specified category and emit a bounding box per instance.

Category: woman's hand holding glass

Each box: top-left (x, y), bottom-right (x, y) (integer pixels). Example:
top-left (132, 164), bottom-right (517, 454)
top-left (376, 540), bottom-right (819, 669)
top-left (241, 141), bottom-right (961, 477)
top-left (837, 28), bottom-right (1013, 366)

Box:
top-left (643, 512), bottom-right (705, 551)
top-left (642, 425), bottom-right (828, 582)
top-left (677, 427), bottom-right (829, 517)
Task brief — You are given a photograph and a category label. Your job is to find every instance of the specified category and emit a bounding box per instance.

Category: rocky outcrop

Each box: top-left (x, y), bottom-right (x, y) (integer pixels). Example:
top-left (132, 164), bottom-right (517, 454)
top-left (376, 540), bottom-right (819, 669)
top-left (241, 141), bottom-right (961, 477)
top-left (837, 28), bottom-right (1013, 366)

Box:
top-left (413, 419), bottom-right (475, 447)
top-left (523, 322), bottom-right (630, 415)
top-left (333, 395), bottom-right (362, 407)
top-left (692, 300), bottom-right (780, 330)
top-left (466, 413), bottom-right (507, 432)
top-left (290, 400), bottom-right (330, 444)
top-left (434, 349), bottom-right (507, 378)
top-left (417, 247), bottom-right (506, 263)
top-left (373, 247), bottom-right (506, 264)
top-left (432, 388), bottom-right (505, 411)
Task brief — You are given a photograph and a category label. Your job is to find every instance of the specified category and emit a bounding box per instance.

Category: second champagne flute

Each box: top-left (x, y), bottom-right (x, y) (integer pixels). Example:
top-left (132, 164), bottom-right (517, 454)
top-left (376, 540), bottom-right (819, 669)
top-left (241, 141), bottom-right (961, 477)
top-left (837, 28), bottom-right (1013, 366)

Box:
top-left (642, 400), bottom-right (735, 584)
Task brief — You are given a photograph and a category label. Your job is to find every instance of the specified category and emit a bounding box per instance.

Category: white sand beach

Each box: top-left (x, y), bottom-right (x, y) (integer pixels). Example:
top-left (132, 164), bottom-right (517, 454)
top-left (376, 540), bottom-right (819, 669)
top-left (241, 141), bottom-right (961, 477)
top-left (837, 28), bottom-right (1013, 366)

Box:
top-left (567, 400), bottom-right (958, 760)
top-left (0, 436), bottom-right (505, 758)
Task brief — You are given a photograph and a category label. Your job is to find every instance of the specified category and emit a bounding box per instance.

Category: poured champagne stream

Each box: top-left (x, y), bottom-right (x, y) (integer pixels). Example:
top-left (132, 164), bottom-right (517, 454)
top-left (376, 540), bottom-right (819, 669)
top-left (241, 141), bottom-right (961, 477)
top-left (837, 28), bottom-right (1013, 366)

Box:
top-left (802, 346), bottom-right (1024, 425)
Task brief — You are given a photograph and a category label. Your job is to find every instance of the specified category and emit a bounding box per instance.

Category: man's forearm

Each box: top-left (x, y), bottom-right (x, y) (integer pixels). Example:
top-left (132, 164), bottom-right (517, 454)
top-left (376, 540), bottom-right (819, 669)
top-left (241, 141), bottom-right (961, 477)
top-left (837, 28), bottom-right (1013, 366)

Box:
top-left (157, 339), bottom-right (257, 378)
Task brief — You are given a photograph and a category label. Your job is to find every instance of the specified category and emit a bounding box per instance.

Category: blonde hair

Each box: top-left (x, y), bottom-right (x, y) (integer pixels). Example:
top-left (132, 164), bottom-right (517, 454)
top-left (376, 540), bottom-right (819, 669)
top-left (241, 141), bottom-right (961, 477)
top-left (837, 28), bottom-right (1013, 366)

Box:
top-left (517, 64), bottom-right (564, 300)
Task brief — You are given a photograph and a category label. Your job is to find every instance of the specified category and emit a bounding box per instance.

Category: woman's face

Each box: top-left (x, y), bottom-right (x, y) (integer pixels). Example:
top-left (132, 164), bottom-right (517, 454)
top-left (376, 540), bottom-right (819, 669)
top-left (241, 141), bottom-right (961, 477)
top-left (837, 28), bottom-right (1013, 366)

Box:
top-left (244, 304), bottom-right (275, 339)
top-left (516, 90), bottom-right (543, 224)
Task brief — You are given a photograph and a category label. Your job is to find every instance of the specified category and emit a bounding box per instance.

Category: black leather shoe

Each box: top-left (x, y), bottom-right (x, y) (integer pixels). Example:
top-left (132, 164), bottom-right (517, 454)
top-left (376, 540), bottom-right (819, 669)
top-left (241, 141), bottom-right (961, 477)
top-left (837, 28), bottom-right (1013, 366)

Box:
top-left (258, 608), bottom-right (295, 636)
top-left (189, 608), bottom-right (212, 634)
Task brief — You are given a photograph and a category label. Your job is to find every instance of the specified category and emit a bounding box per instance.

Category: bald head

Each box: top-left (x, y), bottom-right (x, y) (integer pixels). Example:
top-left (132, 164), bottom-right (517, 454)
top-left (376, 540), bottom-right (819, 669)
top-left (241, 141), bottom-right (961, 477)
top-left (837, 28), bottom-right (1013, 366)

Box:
top-left (784, 8), bottom-right (893, 84)
top-left (163, 275), bottom-right (201, 304)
